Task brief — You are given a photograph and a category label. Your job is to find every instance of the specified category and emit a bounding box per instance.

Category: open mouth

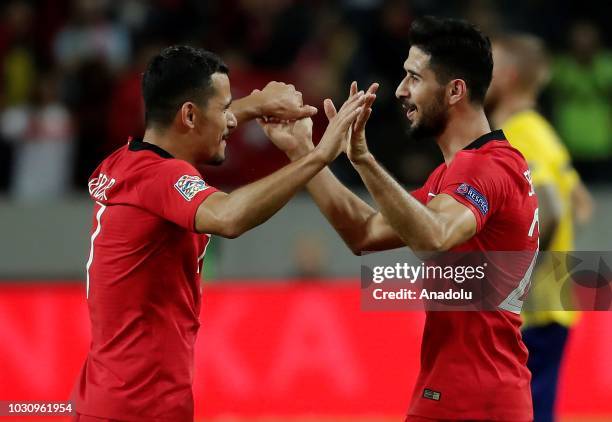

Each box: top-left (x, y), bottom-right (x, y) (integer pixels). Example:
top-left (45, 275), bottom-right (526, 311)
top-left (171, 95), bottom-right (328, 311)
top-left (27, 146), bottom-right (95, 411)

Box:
top-left (404, 103), bottom-right (417, 119)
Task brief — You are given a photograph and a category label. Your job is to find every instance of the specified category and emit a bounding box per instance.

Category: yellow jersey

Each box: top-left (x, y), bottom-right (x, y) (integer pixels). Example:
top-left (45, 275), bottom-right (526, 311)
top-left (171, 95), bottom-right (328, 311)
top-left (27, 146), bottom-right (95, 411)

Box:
top-left (503, 110), bottom-right (579, 327)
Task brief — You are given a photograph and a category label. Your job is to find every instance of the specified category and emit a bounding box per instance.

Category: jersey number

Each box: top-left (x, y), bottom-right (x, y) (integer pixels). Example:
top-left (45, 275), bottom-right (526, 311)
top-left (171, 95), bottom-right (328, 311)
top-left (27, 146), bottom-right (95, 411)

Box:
top-left (86, 202), bottom-right (106, 298)
top-left (528, 207), bottom-right (539, 237)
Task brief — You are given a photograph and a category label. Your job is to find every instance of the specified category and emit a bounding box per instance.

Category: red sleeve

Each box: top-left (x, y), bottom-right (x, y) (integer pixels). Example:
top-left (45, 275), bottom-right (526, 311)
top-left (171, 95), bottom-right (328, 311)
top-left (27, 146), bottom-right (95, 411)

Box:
top-left (136, 160), bottom-right (220, 232)
top-left (439, 154), bottom-right (507, 233)
top-left (410, 185), bottom-right (429, 204)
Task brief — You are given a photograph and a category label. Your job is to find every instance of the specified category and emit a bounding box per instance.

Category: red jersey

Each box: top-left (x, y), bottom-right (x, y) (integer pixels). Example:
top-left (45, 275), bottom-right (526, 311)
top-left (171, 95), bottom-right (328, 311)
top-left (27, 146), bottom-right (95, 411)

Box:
top-left (72, 139), bottom-right (219, 421)
top-left (408, 131), bottom-right (538, 420)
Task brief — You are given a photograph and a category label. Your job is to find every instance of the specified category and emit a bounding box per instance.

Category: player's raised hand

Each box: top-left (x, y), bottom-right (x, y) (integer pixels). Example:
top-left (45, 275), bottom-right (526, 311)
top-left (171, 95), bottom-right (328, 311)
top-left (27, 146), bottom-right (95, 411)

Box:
top-left (346, 81), bottom-right (378, 164)
top-left (257, 117), bottom-right (313, 159)
top-left (255, 81), bottom-right (318, 121)
top-left (315, 90), bottom-right (368, 163)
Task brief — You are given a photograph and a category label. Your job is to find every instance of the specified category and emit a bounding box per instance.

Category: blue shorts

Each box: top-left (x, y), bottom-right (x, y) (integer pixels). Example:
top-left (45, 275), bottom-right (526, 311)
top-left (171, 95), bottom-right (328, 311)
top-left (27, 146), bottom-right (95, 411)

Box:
top-left (522, 322), bottom-right (570, 422)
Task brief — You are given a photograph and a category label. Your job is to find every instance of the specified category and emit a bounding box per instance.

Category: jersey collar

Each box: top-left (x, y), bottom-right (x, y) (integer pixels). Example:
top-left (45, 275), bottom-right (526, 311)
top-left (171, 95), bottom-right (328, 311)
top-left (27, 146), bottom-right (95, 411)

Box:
top-left (128, 138), bottom-right (174, 159)
top-left (463, 129), bottom-right (507, 150)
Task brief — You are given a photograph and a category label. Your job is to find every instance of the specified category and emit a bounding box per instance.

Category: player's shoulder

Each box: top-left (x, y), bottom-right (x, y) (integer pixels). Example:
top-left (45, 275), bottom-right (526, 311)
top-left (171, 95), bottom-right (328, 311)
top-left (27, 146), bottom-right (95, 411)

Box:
top-left (452, 131), bottom-right (529, 186)
top-left (126, 138), bottom-right (182, 169)
top-left (456, 130), bottom-right (521, 165)
top-left (88, 139), bottom-right (207, 202)
top-left (420, 161), bottom-right (448, 190)
top-left (88, 143), bottom-right (129, 186)
top-left (104, 139), bottom-right (200, 177)
top-left (429, 161), bottom-right (447, 177)
top-left (505, 111), bottom-right (562, 152)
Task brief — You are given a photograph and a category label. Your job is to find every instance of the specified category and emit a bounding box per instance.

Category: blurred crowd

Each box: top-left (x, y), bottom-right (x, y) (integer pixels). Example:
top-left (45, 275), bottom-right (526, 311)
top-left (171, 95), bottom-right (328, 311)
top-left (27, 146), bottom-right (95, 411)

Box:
top-left (1, 0), bottom-right (612, 201)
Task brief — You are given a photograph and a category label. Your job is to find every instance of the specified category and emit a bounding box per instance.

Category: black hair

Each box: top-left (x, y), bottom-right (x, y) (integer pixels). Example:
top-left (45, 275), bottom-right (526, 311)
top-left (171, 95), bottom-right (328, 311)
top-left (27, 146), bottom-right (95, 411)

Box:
top-left (408, 16), bottom-right (493, 104)
top-left (142, 45), bottom-right (229, 127)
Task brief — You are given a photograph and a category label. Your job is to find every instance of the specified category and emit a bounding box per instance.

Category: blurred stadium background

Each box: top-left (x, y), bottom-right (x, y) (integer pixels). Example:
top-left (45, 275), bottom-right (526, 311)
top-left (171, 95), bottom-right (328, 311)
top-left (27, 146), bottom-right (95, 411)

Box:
top-left (0, 0), bottom-right (611, 421)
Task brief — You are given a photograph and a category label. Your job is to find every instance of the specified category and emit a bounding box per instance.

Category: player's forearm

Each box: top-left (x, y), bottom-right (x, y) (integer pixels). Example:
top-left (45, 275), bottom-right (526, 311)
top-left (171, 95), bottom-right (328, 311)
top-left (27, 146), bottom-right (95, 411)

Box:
top-left (308, 168), bottom-right (382, 253)
top-left (221, 150), bottom-right (329, 237)
top-left (352, 154), bottom-right (445, 251)
top-left (230, 93), bottom-right (263, 125)
top-left (286, 144), bottom-right (380, 254)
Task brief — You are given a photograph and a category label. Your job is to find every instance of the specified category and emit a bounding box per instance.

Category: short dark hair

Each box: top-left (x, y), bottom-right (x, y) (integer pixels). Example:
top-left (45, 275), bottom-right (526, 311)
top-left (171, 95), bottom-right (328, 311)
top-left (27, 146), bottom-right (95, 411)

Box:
top-left (142, 46), bottom-right (229, 127)
top-left (408, 16), bottom-right (493, 104)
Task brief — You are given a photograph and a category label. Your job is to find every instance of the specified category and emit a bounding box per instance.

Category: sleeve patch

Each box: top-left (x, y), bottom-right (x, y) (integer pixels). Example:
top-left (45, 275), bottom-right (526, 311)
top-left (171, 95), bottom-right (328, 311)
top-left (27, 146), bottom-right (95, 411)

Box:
top-left (174, 175), bottom-right (210, 201)
top-left (456, 183), bottom-right (489, 216)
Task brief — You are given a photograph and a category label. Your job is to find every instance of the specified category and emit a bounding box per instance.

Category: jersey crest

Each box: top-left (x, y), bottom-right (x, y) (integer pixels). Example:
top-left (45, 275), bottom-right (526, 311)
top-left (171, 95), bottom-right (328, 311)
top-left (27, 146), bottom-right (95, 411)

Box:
top-left (174, 175), bottom-right (210, 201)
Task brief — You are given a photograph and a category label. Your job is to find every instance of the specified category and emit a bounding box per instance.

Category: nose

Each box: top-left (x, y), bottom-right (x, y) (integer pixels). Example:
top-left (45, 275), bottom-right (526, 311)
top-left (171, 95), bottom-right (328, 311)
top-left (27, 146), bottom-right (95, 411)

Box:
top-left (227, 110), bottom-right (237, 130)
top-left (395, 76), bottom-right (409, 99)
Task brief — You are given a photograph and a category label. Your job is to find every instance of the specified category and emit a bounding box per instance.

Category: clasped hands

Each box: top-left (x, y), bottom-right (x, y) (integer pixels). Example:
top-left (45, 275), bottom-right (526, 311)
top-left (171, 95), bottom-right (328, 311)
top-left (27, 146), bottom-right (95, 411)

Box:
top-left (256, 81), bottom-right (379, 165)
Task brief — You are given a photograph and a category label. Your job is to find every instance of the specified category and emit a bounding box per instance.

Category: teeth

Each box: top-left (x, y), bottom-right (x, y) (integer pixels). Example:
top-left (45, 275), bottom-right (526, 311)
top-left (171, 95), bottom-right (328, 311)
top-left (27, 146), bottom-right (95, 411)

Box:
top-left (401, 103), bottom-right (416, 112)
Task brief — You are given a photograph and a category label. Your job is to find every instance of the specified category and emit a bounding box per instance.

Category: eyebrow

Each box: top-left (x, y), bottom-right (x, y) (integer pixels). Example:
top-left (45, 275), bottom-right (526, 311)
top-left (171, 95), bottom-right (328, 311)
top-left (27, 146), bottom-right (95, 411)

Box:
top-left (406, 68), bottom-right (422, 78)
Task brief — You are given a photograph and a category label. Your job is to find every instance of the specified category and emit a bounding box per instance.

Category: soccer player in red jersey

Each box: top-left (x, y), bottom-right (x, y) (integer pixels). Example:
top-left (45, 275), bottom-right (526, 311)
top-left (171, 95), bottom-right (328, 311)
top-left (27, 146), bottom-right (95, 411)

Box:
top-left (264, 17), bottom-right (538, 422)
top-left (71, 46), bottom-right (371, 422)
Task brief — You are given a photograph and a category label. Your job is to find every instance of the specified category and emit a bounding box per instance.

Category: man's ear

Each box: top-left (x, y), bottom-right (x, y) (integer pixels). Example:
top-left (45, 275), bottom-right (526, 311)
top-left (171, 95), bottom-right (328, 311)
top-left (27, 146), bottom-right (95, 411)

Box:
top-left (180, 102), bottom-right (197, 129)
top-left (448, 79), bottom-right (467, 105)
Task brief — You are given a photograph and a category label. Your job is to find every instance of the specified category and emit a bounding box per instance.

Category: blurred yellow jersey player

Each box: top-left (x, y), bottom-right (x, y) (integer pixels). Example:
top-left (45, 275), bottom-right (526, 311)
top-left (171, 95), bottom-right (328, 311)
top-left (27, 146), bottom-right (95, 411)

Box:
top-left (487, 34), bottom-right (593, 422)
top-left (504, 110), bottom-right (578, 323)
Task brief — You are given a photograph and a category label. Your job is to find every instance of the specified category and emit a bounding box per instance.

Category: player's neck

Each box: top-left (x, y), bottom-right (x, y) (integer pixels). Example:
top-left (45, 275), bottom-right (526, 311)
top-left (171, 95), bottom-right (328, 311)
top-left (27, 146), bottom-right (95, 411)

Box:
top-left (436, 107), bottom-right (491, 165)
top-left (489, 94), bottom-right (536, 129)
top-left (143, 127), bottom-right (197, 166)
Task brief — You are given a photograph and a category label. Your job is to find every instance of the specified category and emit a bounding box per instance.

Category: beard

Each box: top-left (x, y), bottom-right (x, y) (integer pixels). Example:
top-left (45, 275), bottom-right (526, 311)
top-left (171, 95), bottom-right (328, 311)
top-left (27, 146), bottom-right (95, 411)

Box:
top-left (207, 154), bottom-right (225, 166)
top-left (206, 140), bottom-right (227, 166)
top-left (196, 151), bottom-right (225, 169)
top-left (406, 90), bottom-right (449, 141)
